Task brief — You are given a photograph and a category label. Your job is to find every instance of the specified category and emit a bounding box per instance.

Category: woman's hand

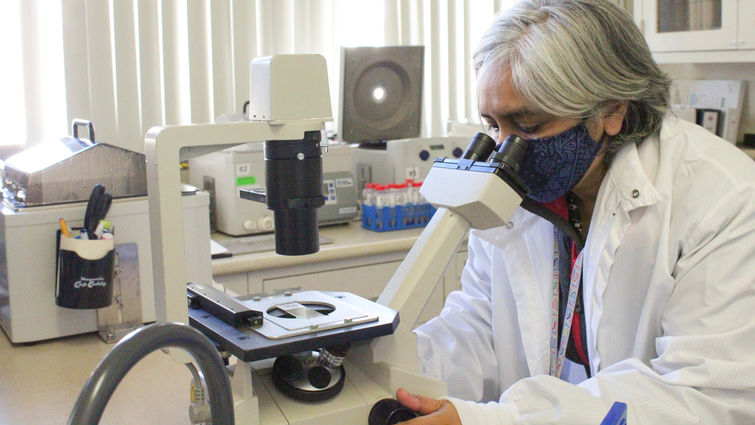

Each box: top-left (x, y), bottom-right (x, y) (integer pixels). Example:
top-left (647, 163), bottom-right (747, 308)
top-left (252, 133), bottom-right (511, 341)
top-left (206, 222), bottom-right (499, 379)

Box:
top-left (395, 388), bottom-right (462, 425)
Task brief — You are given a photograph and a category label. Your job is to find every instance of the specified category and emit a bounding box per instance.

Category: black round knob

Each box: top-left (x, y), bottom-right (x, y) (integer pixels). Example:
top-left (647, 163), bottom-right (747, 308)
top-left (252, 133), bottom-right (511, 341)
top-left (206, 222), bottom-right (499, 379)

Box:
top-left (273, 355), bottom-right (303, 381)
top-left (452, 147), bottom-right (463, 158)
top-left (368, 398), bottom-right (420, 425)
top-left (307, 366), bottom-right (331, 389)
top-left (418, 150), bottom-right (430, 161)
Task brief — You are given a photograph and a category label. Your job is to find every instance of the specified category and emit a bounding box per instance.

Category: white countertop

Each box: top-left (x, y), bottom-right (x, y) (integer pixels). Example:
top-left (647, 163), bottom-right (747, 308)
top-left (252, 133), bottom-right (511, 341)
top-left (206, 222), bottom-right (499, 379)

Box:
top-left (211, 221), bottom-right (426, 276)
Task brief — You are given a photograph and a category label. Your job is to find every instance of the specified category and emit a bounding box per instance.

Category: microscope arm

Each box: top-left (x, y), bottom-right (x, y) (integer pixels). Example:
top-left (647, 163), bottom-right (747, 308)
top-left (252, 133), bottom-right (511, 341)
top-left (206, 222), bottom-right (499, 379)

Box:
top-left (361, 164), bottom-right (522, 390)
top-left (378, 165), bottom-right (522, 328)
top-left (145, 120), bottom-right (325, 325)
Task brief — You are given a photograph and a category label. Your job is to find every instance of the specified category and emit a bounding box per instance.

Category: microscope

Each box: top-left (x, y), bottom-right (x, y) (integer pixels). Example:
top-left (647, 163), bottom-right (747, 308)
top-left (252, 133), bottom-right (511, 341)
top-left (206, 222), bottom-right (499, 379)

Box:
top-left (71, 54), bottom-right (529, 425)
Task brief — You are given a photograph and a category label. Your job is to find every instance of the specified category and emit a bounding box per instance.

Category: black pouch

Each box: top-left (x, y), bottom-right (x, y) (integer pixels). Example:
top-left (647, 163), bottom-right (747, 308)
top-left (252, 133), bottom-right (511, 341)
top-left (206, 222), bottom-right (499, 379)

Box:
top-left (55, 229), bottom-right (115, 309)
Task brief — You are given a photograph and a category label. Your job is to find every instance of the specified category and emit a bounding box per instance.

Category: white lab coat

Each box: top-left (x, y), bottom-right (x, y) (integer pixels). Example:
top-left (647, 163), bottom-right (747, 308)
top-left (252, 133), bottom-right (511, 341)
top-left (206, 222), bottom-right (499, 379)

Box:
top-left (415, 116), bottom-right (755, 424)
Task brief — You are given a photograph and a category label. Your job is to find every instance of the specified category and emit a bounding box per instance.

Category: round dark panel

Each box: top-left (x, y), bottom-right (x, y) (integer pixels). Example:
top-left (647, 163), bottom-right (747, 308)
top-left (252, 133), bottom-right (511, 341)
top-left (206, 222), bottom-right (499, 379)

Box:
top-left (354, 61), bottom-right (412, 129)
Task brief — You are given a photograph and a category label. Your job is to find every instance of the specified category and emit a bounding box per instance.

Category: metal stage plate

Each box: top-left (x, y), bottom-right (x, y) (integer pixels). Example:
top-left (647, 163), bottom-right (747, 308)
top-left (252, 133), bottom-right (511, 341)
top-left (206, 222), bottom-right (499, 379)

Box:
top-left (189, 291), bottom-right (399, 362)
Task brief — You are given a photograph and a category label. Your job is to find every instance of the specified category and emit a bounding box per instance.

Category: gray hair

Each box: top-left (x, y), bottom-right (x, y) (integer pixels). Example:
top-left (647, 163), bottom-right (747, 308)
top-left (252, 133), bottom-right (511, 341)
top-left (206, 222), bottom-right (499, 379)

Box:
top-left (474, 0), bottom-right (671, 163)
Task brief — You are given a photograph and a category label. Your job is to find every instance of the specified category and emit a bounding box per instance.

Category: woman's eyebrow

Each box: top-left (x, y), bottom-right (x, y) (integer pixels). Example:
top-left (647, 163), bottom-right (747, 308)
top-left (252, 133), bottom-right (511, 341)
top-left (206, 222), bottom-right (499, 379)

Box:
top-left (481, 108), bottom-right (543, 122)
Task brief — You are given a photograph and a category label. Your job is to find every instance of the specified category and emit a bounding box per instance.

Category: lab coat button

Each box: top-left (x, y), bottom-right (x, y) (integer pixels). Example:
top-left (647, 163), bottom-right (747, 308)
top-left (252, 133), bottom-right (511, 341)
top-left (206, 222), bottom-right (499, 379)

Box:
top-left (632, 189), bottom-right (640, 198)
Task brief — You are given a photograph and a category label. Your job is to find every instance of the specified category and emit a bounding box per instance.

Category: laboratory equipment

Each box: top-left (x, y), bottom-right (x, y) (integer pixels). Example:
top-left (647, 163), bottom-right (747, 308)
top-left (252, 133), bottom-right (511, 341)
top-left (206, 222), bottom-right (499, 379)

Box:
top-left (352, 136), bottom-right (468, 190)
top-left (338, 45), bottom-right (464, 195)
top-left (145, 48), bottom-right (528, 423)
top-left (0, 190), bottom-right (211, 343)
top-left (2, 119), bottom-right (147, 208)
top-left (0, 126), bottom-right (211, 343)
top-left (361, 180), bottom-right (436, 232)
top-left (339, 46), bottom-right (424, 143)
top-left (368, 398), bottom-right (419, 425)
top-left (188, 141), bottom-right (357, 236)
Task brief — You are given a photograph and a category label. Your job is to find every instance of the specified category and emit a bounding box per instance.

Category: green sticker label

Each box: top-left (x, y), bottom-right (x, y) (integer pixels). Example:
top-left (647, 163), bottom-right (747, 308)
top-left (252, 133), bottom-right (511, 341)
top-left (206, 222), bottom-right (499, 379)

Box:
top-left (236, 176), bottom-right (257, 186)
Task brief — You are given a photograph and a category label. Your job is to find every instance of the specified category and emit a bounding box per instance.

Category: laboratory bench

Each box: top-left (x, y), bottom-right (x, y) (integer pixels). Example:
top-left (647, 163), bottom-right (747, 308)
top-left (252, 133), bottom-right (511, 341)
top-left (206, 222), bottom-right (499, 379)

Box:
top-left (0, 220), bottom-right (466, 425)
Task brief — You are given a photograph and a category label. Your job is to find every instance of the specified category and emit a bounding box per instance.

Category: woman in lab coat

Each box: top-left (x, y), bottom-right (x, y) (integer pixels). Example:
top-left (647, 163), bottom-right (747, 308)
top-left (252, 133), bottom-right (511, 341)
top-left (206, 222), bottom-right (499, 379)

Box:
top-left (395, 1), bottom-right (755, 424)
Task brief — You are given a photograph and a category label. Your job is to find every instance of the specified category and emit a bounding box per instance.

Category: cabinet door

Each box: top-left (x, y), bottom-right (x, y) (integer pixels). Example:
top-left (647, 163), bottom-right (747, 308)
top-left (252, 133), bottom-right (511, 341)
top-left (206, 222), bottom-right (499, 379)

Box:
top-left (262, 261), bottom-right (403, 300)
top-left (262, 261), bottom-right (446, 326)
top-left (642, 0), bottom-right (738, 52)
top-left (213, 273), bottom-right (248, 296)
top-left (738, 0), bottom-right (755, 50)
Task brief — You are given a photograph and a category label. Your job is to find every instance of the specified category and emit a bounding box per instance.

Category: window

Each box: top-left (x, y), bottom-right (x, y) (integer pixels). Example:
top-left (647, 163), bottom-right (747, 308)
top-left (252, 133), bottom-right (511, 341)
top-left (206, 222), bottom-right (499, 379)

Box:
top-left (3, 0), bottom-right (527, 153)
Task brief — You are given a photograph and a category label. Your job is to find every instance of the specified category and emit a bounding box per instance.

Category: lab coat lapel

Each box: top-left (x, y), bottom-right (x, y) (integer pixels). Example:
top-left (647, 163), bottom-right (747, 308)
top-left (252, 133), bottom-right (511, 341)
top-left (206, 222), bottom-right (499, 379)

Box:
top-left (582, 139), bottom-right (662, 374)
top-left (581, 190), bottom-right (629, 375)
top-left (498, 215), bottom-right (553, 376)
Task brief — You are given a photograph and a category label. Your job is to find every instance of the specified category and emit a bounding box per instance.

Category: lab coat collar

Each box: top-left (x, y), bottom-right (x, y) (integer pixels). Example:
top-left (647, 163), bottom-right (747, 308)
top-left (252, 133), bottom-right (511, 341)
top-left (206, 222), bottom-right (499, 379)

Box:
top-left (604, 134), bottom-right (663, 213)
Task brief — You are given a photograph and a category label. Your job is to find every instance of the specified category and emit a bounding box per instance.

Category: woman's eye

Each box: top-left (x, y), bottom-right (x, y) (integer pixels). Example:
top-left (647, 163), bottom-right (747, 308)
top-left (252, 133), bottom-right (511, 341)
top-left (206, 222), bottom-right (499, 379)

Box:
top-left (516, 123), bottom-right (540, 134)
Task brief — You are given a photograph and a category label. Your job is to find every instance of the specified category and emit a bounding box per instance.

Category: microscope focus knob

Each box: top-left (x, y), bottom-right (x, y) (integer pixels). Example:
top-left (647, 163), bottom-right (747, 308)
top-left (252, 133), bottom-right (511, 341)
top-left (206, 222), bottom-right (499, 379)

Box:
top-left (242, 219), bottom-right (257, 231)
top-left (368, 398), bottom-right (420, 425)
top-left (259, 215), bottom-right (274, 231)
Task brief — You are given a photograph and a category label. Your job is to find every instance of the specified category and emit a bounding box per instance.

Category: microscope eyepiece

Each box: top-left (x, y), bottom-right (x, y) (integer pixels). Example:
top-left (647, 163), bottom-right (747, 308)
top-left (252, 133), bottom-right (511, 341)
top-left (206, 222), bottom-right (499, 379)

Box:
top-left (492, 134), bottom-right (528, 174)
top-left (462, 132), bottom-right (497, 162)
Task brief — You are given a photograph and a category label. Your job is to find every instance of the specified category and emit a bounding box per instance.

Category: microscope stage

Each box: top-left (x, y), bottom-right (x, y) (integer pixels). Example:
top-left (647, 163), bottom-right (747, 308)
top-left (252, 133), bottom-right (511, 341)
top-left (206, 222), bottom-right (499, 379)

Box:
top-left (189, 291), bottom-right (399, 362)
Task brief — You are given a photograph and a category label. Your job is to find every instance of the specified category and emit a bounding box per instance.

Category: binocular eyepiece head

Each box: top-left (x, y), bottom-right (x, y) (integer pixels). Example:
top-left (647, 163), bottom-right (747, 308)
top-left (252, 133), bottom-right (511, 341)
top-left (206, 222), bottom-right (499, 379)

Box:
top-left (463, 132), bottom-right (528, 174)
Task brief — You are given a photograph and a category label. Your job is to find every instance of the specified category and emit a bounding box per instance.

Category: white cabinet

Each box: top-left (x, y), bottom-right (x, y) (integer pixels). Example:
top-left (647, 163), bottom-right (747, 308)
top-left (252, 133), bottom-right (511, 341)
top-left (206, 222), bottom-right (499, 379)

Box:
top-left (738, 0), bottom-right (755, 49)
top-left (214, 248), bottom-right (468, 327)
top-left (635, 0), bottom-right (755, 62)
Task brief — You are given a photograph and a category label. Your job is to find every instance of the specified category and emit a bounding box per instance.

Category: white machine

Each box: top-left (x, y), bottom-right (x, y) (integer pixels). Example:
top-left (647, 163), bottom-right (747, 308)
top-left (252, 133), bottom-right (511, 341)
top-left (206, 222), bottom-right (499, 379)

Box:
top-left (352, 136), bottom-right (468, 188)
top-left (0, 191), bottom-right (211, 343)
top-left (189, 142), bottom-right (357, 236)
top-left (144, 54), bottom-right (526, 424)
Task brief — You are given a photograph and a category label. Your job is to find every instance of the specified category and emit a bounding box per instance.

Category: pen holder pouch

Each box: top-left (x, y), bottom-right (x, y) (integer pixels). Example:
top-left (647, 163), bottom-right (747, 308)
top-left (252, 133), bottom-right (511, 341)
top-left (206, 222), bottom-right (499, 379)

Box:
top-left (55, 230), bottom-right (115, 309)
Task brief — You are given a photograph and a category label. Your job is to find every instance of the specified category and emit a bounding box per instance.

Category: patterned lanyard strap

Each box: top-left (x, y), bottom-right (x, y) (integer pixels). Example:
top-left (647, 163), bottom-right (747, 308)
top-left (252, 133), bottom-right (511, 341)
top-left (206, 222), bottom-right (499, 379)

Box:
top-left (549, 227), bottom-right (584, 378)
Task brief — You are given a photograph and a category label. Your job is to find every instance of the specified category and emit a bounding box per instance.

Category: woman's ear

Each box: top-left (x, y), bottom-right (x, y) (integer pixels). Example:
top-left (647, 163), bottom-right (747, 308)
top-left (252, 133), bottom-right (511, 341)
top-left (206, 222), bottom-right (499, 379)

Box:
top-left (603, 101), bottom-right (628, 136)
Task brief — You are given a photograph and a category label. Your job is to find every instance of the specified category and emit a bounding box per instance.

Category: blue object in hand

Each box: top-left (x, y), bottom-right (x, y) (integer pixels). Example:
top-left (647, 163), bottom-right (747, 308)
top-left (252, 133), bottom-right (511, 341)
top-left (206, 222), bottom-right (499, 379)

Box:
top-left (600, 402), bottom-right (627, 425)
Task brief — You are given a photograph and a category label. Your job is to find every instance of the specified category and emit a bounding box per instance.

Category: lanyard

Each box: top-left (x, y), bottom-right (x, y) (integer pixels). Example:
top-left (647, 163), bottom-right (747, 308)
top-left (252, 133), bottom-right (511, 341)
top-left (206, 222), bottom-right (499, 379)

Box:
top-left (548, 227), bottom-right (584, 378)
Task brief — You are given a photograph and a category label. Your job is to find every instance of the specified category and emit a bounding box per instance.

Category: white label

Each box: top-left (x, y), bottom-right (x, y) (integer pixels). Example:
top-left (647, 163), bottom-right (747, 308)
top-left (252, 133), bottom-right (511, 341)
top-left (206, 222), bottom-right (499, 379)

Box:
top-left (339, 206), bottom-right (357, 214)
top-left (335, 177), bottom-right (354, 187)
top-left (236, 163), bottom-right (251, 176)
top-left (405, 166), bottom-right (420, 180)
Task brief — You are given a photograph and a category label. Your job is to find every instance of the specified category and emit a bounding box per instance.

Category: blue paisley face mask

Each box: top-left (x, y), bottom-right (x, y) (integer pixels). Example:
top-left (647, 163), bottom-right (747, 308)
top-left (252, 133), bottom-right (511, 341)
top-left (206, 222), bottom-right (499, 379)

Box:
top-left (518, 123), bottom-right (602, 203)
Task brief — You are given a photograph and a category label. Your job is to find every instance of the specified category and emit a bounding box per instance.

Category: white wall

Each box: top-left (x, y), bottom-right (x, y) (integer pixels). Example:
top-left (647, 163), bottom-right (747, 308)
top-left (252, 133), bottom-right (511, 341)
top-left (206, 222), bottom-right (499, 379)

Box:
top-left (660, 63), bottom-right (755, 144)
